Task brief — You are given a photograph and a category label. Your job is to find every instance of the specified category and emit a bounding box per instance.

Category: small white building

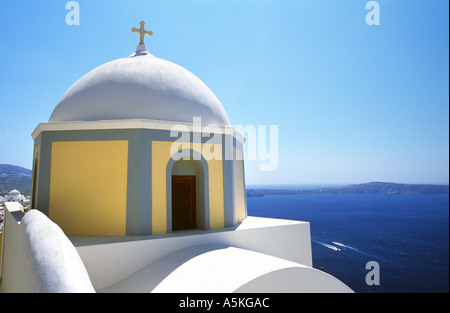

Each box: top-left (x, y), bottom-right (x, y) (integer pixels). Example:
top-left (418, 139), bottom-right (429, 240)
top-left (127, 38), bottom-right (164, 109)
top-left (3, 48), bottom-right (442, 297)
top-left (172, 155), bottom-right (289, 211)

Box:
top-left (3, 190), bottom-right (25, 203)
top-left (1, 190), bottom-right (30, 210)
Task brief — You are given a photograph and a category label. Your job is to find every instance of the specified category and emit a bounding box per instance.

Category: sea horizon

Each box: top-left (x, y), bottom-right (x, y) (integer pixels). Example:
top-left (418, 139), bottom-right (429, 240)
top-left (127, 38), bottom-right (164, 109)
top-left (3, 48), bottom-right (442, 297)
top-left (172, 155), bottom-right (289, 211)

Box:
top-left (246, 182), bottom-right (450, 190)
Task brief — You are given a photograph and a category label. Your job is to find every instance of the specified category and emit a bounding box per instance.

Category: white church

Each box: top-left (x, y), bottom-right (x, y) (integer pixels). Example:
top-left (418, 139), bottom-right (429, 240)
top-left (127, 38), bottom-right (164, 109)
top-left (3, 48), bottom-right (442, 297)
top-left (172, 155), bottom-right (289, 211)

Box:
top-left (0, 190), bottom-right (29, 206)
top-left (0, 21), bottom-right (352, 293)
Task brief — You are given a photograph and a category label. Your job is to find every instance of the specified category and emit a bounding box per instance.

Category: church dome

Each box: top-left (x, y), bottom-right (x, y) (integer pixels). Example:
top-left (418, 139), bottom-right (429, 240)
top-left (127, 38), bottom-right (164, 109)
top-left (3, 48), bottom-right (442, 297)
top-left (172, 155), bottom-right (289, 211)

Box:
top-left (49, 49), bottom-right (230, 126)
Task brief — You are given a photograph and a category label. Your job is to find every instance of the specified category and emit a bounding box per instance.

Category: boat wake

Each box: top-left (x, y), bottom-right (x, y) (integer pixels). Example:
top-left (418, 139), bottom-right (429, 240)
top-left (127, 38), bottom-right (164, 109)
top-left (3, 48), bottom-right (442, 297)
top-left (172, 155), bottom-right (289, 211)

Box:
top-left (312, 240), bottom-right (341, 252)
top-left (312, 239), bottom-right (375, 258)
top-left (332, 241), bottom-right (359, 251)
top-left (332, 241), bottom-right (373, 257)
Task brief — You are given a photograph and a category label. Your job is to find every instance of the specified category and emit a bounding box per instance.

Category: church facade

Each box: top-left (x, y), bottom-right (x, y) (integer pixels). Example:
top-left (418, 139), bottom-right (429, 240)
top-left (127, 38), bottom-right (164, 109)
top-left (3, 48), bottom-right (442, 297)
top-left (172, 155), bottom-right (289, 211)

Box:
top-left (30, 23), bottom-right (247, 236)
top-left (31, 120), bottom-right (247, 236)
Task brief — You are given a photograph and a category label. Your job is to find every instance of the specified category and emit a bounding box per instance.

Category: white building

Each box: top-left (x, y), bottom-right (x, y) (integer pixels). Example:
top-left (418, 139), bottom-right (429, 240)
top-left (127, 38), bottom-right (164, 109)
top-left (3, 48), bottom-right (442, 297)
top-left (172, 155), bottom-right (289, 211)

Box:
top-left (2, 190), bottom-right (27, 204)
top-left (0, 190), bottom-right (30, 209)
top-left (0, 22), bottom-right (353, 293)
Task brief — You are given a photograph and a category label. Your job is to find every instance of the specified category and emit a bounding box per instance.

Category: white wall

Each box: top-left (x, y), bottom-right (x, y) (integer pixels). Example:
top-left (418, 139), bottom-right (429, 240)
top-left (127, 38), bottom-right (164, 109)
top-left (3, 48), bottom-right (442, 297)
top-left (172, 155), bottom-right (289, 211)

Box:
top-left (234, 266), bottom-right (354, 293)
top-left (0, 204), bottom-right (94, 293)
top-left (0, 208), bottom-right (352, 293)
top-left (99, 245), bottom-right (353, 293)
top-left (73, 217), bottom-right (313, 290)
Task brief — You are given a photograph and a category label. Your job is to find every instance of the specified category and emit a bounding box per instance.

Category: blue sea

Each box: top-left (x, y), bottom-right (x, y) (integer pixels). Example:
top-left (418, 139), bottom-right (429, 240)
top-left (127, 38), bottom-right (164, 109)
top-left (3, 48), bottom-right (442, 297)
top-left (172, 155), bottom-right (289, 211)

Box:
top-left (247, 192), bottom-right (449, 293)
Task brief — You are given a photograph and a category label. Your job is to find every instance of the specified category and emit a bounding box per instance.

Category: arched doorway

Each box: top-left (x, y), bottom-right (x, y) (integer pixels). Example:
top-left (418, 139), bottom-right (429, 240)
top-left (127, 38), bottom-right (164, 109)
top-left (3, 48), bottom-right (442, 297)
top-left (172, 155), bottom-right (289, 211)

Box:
top-left (167, 150), bottom-right (209, 232)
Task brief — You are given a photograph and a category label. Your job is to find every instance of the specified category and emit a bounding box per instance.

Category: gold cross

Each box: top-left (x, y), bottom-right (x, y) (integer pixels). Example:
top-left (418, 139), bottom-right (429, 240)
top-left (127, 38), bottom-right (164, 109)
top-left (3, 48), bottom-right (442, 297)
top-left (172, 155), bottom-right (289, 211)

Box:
top-left (131, 20), bottom-right (153, 45)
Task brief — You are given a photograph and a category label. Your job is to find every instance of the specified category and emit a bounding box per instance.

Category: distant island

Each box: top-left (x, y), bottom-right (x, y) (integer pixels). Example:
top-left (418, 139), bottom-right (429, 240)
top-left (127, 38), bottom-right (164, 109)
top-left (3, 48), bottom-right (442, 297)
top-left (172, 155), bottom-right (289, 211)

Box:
top-left (246, 182), bottom-right (449, 197)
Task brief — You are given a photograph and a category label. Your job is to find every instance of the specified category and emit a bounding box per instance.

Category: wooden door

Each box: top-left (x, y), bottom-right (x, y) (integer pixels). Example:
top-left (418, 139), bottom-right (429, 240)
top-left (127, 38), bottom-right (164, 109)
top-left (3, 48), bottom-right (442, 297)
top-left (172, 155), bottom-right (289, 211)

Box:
top-left (172, 175), bottom-right (196, 231)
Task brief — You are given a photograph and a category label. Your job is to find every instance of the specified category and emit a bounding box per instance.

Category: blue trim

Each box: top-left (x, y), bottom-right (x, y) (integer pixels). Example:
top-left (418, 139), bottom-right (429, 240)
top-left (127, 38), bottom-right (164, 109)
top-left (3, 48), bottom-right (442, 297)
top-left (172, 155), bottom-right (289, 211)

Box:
top-left (222, 135), bottom-right (235, 227)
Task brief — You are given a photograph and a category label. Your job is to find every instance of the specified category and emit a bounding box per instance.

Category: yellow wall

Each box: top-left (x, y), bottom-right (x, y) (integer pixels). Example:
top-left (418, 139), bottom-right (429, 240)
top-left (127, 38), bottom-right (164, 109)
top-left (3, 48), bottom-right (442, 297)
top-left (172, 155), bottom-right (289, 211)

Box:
top-left (205, 144), bottom-right (225, 229)
top-left (151, 141), bottom-right (224, 234)
top-left (49, 141), bottom-right (128, 235)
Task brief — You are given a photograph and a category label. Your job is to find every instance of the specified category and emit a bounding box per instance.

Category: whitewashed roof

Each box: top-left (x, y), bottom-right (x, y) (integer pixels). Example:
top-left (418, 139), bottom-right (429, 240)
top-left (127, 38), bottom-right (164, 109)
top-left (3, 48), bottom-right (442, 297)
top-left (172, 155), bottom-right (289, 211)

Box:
top-left (49, 47), bottom-right (230, 126)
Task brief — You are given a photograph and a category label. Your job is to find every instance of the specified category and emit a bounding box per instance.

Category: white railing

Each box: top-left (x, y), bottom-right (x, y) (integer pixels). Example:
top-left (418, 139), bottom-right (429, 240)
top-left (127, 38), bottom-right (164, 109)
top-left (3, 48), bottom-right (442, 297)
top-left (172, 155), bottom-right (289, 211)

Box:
top-left (0, 203), bottom-right (95, 293)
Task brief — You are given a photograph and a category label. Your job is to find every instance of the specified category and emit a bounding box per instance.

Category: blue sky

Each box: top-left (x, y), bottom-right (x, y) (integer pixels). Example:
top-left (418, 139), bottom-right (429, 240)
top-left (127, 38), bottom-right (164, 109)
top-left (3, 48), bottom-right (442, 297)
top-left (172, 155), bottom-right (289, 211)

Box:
top-left (0, 0), bottom-right (448, 185)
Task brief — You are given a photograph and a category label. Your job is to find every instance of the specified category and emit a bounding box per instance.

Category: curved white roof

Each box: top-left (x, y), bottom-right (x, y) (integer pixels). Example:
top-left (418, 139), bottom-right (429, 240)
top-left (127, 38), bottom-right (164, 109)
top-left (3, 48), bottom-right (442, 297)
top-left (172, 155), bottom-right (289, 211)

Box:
top-left (98, 245), bottom-right (354, 293)
top-left (49, 49), bottom-right (230, 126)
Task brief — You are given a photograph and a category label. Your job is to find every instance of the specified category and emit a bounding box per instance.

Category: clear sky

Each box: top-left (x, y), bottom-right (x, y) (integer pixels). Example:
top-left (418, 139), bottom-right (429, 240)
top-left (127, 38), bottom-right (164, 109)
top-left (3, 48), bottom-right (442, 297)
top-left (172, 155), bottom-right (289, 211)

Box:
top-left (0, 0), bottom-right (448, 185)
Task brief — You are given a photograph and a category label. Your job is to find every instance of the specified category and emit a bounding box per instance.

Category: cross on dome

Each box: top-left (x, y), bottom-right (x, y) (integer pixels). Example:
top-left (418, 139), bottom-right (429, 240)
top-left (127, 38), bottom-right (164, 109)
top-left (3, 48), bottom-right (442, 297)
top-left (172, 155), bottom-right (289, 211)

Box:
top-left (131, 20), bottom-right (153, 45)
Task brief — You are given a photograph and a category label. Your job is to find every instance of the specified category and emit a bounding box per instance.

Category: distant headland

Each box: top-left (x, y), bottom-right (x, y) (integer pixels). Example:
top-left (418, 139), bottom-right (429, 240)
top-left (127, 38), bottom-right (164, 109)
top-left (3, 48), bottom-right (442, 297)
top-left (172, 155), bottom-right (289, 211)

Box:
top-left (246, 182), bottom-right (449, 197)
top-left (0, 164), bottom-right (32, 195)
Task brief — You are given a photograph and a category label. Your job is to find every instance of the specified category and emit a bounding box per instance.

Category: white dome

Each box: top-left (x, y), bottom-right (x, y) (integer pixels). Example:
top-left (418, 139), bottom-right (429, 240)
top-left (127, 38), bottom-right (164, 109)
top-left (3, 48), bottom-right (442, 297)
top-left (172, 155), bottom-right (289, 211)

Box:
top-left (49, 51), bottom-right (230, 126)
